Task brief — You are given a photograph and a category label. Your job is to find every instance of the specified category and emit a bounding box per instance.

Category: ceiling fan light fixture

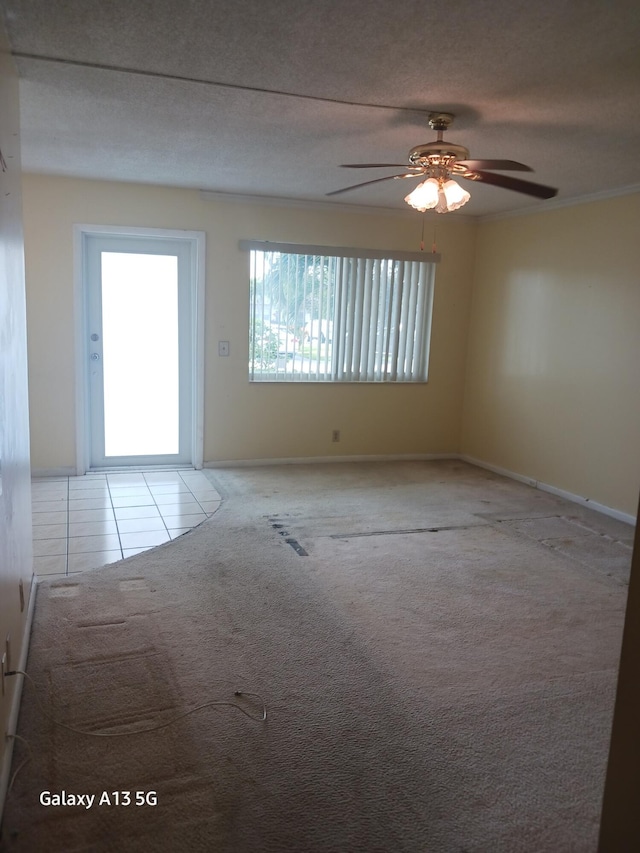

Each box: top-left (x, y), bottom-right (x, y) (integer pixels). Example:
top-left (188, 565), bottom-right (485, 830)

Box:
top-left (405, 177), bottom-right (471, 214)
top-left (333, 111), bottom-right (558, 207)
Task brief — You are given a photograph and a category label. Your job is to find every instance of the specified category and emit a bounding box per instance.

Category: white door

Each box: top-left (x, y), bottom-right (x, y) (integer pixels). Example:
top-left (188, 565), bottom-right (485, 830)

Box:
top-left (84, 234), bottom-right (196, 468)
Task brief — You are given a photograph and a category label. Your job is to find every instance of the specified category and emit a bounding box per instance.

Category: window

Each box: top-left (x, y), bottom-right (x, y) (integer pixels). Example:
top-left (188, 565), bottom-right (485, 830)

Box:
top-left (242, 241), bottom-right (439, 382)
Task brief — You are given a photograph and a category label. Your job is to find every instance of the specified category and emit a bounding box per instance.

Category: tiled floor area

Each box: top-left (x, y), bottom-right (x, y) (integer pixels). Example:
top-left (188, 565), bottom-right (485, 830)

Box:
top-left (31, 469), bottom-right (221, 579)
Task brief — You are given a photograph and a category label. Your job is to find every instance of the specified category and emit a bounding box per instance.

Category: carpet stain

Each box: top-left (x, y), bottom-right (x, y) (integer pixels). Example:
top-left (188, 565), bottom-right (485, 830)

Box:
top-left (284, 537), bottom-right (309, 556)
top-left (269, 519), bottom-right (309, 555)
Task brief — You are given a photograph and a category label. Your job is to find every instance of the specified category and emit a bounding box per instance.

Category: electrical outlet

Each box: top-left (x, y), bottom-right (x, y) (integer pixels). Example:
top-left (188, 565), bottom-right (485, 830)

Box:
top-left (332, 430), bottom-right (340, 442)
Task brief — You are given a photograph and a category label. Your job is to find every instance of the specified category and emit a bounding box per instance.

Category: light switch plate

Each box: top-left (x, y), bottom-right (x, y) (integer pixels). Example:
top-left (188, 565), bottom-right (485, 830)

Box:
top-left (218, 341), bottom-right (230, 357)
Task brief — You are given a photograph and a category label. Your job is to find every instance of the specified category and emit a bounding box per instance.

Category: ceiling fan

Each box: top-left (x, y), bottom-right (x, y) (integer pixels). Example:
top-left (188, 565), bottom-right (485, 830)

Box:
top-left (327, 112), bottom-right (558, 213)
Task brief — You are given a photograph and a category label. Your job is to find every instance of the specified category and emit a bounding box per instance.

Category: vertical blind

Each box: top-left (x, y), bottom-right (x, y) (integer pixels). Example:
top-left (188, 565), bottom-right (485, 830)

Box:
top-left (241, 241), bottom-right (440, 383)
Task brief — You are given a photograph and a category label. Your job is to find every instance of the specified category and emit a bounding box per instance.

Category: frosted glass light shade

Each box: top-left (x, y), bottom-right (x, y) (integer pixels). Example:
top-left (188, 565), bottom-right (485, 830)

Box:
top-left (405, 177), bottom-right (471, 213)
top-left (404, 178), bottom-right (440, 211)
top-left (440, 179), bottom-right (471, 212)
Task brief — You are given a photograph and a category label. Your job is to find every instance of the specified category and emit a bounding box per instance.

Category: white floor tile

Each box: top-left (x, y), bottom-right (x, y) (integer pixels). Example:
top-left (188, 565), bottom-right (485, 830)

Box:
top-left (31, 487), bottom-right (68, 500)
top-left (114, 505), bottom-right (162, 521)
top-left (68, 507), bottom-right (116, 523)
top-left (34, 555), bottom-right (67, 575)
top-left (30, 498), bottom-right (68, 511)
top-left (144, 472), bottom-right (185, 484)
top-left (32, 523), bottom-right (68, 540)
top-left (189, 489), bottom-right (221, 502)
top-left (119, 531), bottom-right (171, 549)
top-left (67, 497), bottom-right (113, 510)
top-left (68, 487), bottom-right (110, 501)
top-left (156, 500), bottom-right (203, 515)
top-left (69, 520), bottom-right (119, 537)
top-left (111, 495), bottom-right (156, 508)
top-left (122, 547), bottom-right (153, 558)
top-left (31, 510), bottom-right (68, 525)
top-left (168, 528), bottom-right (191, 539)
top-left (165, 512), bottom-right (207, 528)
top-left (68, 476), bottom-right (107, 490)
top-left (68, 534), bottom-right (122, 554)
top-left (32, 468), bottom-right (208, 576)
top-left (116, 517), bottom-right (167, 534)
top-left (179, 471), bottom-right (211, 483)
top-left (107, 473), bottom-right (147, 485)
top-left (108, 485), bottom-right (154, 498)
top-left (68, 550), bottom-right (123, 572)
top-left (33, 538), bottom-right (68, 557)
top-left (148, 484), bottom-right (190, 495)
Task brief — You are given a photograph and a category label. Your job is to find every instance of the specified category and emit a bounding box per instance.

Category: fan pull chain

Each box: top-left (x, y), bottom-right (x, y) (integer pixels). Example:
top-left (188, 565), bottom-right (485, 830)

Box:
top-left (419, 216), bottom-right (437, 254)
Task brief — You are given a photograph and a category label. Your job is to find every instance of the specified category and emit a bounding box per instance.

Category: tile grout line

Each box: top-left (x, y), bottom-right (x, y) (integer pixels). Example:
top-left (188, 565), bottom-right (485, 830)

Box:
top-left (65, 475), bottom-right (70, 577)
top-left (143, 471), bottom-right (172, 542)
top-left (179, 470), bottom-right (215, 525)
top-left (179, 470), bottom-right (201, 518)
top-left (106, 474), bottom-right (125, 563)
top-left (179, 470), bottom-right (215, 518)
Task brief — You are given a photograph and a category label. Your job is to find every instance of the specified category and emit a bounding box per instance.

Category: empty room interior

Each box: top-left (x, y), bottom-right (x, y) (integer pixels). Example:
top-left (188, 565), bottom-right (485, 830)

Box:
top-left (1, 1), bottom-right (640, 851)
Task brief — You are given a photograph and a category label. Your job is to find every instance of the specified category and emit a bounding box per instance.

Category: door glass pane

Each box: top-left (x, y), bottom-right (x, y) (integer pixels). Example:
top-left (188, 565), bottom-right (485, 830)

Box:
top-left (101, 252), bottom-right (179, 457)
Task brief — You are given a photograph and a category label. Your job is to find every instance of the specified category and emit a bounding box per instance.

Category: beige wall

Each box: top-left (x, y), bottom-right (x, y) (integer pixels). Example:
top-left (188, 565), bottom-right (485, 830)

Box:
top-left (21, 175), bottom-right (477, 470)
top-left (462, 193), bottom-right (640, 517)
top-left (0, 24), bottom-right (33, 809)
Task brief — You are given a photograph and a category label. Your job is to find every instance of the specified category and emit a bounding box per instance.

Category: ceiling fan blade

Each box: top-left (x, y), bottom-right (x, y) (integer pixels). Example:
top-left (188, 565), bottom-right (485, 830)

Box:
top-left (463, 170), bottom-right (558, 199)
top-left (340, 163), bottom-right (419, 169)
top-left (326, 173), bottom-right (422, 196)
top-left (457, 159), bottom-right (533, 172)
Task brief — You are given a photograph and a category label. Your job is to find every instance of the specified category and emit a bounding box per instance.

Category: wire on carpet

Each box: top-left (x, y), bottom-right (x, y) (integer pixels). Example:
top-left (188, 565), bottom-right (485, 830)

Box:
top-left (4, 734), bottom-right (33, 793)
top-left (5, 670), bottom-right (267, 739)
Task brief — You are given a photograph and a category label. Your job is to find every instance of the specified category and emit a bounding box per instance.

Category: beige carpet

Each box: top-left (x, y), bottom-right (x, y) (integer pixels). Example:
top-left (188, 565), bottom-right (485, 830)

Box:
top-left (0, 460), bottom-right (633, 852)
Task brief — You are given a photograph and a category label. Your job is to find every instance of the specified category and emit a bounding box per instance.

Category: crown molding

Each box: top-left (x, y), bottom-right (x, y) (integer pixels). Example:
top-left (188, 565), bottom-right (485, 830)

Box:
top-left (479, 182), bottom-right (640, 223)
top-left (201, 183), bottom-right (640, 224)
top-left (198, 189), bottom-right (476, 222)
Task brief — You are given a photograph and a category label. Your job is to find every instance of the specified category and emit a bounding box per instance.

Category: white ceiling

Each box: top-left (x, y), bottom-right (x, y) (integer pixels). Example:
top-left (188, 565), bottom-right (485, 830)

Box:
top-left (2, 0), bottom-right (640, 217)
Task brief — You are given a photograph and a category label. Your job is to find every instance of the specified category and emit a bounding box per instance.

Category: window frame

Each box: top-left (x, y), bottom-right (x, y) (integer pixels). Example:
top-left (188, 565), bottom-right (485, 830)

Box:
top-left (241, 240), bottom-right (440, 384)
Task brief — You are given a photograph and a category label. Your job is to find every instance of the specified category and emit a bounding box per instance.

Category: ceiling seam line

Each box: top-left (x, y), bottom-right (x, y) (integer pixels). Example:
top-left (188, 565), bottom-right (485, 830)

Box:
top-left (11, 52), bottom-right (430, 115)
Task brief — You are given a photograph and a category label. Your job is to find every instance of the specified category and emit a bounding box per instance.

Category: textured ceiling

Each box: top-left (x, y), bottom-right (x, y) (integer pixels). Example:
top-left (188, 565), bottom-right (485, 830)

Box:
top-left (2, 0), bottom-right (640, 217)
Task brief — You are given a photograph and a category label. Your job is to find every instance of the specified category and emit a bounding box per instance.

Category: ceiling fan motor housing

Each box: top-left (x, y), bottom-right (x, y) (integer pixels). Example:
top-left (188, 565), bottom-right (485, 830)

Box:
top-left (408, 140), bottom-right (470, 169)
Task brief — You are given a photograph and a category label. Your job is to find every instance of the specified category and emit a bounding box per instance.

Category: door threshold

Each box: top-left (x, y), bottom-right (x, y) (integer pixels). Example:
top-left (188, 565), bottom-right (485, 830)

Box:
top-left (89, 464), bottom-right (196, 473)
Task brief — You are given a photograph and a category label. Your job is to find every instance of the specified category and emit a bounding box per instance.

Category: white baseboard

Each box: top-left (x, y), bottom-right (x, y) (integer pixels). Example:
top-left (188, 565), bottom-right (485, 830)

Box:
top-left (205, 453), bottom-right (458, 468)
top-left (206, 452), bottom-right (635, 525)
top-left (0, 573), bottom-right (38, 825)
top-left (32, 456), bottom-right (634, 525)
top-left (460, 455), bottom-right (636, 526)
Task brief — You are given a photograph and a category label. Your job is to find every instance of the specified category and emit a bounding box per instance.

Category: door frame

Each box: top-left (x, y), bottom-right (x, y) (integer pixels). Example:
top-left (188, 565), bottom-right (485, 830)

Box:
top-left (73, 224), bottom-right (205, 474)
